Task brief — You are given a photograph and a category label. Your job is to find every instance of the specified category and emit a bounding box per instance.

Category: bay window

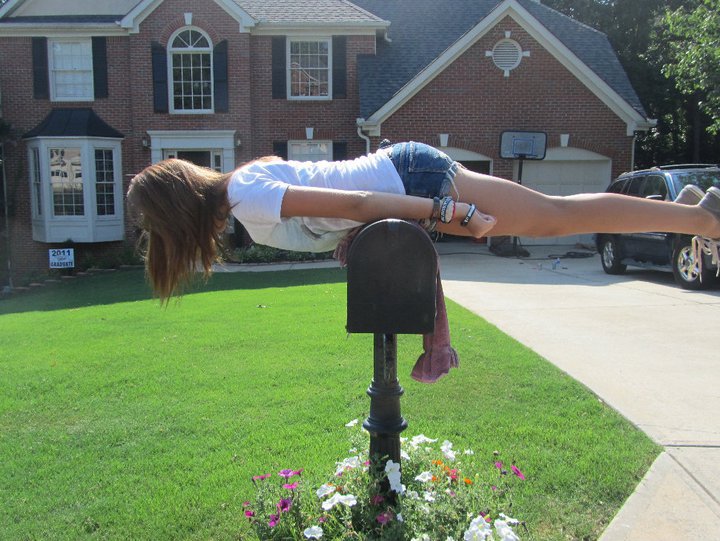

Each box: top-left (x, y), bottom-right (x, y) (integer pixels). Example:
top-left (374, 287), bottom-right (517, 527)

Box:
top-left (28, 138), bottom-right (123, 243)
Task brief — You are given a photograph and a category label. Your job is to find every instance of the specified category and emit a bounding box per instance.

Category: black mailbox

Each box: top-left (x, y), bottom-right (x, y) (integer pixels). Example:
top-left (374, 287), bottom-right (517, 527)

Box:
top-left (346, 220), bottom-right (437, 334)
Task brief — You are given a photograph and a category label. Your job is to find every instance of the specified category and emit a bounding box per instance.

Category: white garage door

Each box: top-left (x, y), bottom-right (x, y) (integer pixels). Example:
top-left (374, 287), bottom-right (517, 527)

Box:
top-left (514, 147), bottom-right (612, 246)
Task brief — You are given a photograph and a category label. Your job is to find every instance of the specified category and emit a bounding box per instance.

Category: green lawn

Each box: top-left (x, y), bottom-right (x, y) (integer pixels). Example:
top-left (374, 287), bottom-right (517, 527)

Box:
top-left (0, 269), bottom-right (659, 540)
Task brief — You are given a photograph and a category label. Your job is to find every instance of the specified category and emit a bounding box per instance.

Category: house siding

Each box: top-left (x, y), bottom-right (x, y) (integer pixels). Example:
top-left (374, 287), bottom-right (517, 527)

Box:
top-left (375, 19), bottom-right (632, 179)
top-left (0, 4), bottom-right (640, 284)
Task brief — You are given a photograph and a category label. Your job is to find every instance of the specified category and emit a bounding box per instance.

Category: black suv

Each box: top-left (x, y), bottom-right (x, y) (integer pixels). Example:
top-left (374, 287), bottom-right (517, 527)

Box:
top-left (595, 164), bottom-right (720, 290)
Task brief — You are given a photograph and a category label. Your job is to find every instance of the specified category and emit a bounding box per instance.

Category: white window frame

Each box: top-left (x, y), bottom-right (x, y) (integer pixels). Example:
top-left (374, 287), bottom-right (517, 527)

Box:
top-left (27, 138), bottom-right (123, 243)
top-left (48, 38), bottom-right (94, 102)
top-left (288, 140), bottom-right (333, 162)
top-left (287, 37), bottom-right (332, 101)
top-left (168, 27), bottom-right (214, 114)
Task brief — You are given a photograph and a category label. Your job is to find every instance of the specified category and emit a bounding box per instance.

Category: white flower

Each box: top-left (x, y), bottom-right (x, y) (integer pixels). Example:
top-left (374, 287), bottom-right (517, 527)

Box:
top-left (498, 513), bottom-right (519, 525)
top-left (396, 513), bottom-right (404, 522)
top-left (464, 516), bottom-right (492, 541)
top-left (411, 536), bottom-right (431, 541)
top-left (406, 489), bottom-right (420, 500)
top-left (447, 538), bottom-right (456, 541)
top-left (316, 483), bottom-right (336, 498)
top-left (334, 455), bottom-right (362, 476)
top-left (441, 440), bottom-right (457, 461)
top-left (385, 460), bottom-right (405, 494)
top-left (321, 493), bottom-right (357, 510)
top-left (345, 419), bottom-right (359, 427)
top-left (401, 449), bottom-right (410, 460)
top-left (415, 471), bottom-right (433, 483)
top-left (304, 525), bottom-right (324, 539)
top-left (494, 518), bottom-right (521, 541)
top-left (464, 449), bottom-right (475, 455)
top-left (410, 434), bottom-right (437, 448)
top-left (423, 491), bottom-right (436, 502)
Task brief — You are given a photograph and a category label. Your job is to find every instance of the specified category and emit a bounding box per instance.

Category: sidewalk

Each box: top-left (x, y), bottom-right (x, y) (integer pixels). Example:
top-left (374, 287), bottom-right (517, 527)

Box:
top-left (435, 240), bottom-right (720, 540)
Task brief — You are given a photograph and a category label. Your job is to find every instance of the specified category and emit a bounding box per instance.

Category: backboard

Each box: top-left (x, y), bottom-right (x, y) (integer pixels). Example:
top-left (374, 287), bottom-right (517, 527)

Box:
top-left (500, 131), bottom-right (547, 160)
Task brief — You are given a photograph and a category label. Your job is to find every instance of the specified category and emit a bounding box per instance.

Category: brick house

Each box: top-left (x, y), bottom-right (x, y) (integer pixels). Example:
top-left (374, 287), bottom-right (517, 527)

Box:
top-left (0, 0), bottom-right (653, 286)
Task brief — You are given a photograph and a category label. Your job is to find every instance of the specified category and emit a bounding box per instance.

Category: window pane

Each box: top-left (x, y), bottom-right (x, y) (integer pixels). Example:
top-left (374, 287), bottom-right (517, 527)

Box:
top-left (31, 148), bottom-right (42, 216)
top-left (49, 147), bottom-right (84, 216)
top-left (289, 40), bottom-right (330, 98)
top-left (171, 51), bottom-right (212, 110)
top-left (50, 40), bottom-right (93, 100)
top-left (95, 149), bottom-right (115, 216)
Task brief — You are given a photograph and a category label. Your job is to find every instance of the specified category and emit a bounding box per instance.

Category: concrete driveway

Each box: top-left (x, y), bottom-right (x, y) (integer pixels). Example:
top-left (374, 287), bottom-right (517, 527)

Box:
top-left (436, 240), bottom-right (720, 540)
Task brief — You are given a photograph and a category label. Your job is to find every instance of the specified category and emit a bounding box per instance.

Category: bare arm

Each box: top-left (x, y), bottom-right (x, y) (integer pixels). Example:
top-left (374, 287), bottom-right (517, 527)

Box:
top-left (280, 185), bottom-right (496, 238)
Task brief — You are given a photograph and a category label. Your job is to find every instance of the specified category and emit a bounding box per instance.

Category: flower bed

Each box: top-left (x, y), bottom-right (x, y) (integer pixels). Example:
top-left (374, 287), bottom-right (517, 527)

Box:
top-left (244, 422), bottom-right (526, 540)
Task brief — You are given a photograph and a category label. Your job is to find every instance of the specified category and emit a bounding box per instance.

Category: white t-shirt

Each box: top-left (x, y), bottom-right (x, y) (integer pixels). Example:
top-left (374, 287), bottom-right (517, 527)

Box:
top-left (227, 152), bottom-right (404, 252)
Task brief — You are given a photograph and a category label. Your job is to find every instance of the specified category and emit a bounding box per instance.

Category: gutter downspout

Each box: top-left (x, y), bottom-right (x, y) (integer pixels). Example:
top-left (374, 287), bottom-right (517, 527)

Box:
top-left (0, 143), bottom-right (12, 292)
top-left (356, 119), bottom-right (371, 156)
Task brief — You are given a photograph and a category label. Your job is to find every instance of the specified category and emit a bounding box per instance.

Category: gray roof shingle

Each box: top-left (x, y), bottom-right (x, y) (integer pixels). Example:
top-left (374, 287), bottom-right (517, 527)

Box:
top-left (353, 0), bottom-right (646, 119)
top-left (235, 0), bottom-right (387, 25)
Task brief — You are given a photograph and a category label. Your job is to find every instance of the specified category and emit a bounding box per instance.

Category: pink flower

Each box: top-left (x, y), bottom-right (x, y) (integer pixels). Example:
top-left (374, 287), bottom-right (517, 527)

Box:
top-left (371, 494), bottom-right (385, 505)
top-left (511, 464), bottom-right (525, 480)
top-left (268, 513), bottom-right (280, 528)
top-left (279, 469), bottom-right (296, 479)
top-left (277, 498), bottom-right (292, 513)
top-left (283, 482), bottom-right (299, 490)
top-left (293, 469), bottom-right (304, 476)
top-left (244, 510), bottom-right (255, 519)
top-left (252, 473), bottom-right (271, 482)
top-left (242, 501), bottom-right (251, 507)
top-left (376, 511), bottom-right (393, 524)
top-left (318, 516), bottom-right (328, 523)
top-left (494, 461), bottom-right (503, 470)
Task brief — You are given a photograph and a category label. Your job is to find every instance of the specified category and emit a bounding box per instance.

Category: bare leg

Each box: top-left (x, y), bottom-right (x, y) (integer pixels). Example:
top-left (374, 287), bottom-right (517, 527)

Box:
top-left (437, 168), bottom-right (720, 239)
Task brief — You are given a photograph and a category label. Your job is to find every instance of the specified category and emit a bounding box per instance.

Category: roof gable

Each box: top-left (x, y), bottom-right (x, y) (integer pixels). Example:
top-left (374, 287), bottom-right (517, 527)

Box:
top-left (353, 0), bottom-right (651, 133)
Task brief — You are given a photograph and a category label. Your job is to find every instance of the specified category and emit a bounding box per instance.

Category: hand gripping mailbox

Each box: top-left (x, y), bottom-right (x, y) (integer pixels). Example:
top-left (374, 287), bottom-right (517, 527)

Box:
top-left (346, 220), bottom-right (437, 479)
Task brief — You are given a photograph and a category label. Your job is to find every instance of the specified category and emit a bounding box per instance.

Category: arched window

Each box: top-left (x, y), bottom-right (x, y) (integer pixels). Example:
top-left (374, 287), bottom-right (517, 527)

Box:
top-left (168, 28), bottom-right (213, 112)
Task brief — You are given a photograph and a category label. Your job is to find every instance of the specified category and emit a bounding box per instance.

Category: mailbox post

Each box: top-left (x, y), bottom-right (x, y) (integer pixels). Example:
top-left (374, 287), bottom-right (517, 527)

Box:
top-left (346, 219), bottom-right (437, 482)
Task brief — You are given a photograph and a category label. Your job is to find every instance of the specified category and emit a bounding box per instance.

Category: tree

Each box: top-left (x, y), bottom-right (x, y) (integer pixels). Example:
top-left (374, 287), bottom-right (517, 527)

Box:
top-left (544, 0), bottom-right (719, 166)
top-left (661, 0), bottom-right (720, 135)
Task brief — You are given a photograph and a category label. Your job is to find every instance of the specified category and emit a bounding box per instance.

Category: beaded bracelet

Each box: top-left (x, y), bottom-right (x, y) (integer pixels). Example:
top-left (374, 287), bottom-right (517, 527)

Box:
top-left (461, 204), bottom-right (477, 226)
top-left (439, 197), bottom-right (456, 224)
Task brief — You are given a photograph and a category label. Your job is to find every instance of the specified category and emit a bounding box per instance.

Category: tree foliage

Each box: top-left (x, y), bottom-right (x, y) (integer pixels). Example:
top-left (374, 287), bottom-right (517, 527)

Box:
top-left (661, 0), bottom-right (720, 135)
top-left (544, 0), bottom-right (719, 166)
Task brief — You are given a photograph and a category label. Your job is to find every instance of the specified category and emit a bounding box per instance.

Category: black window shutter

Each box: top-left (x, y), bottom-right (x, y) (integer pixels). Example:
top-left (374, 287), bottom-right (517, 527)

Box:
top-left (151, 41), bottom-right (168, 113)
top-left (272, 141), bottom-right (288, 160)
top-left (32, 37), bottom-right (49, 100)
top-left (332, 142), bottom-right (347, 161)
top-left (332, 36), bottom-right (347, 99)
top-left (213, 40), bottom-right (228, 112)
top-left (271, 37), bottom-right (286, 99)
top-left (92, 37), bottom-right (108, 99)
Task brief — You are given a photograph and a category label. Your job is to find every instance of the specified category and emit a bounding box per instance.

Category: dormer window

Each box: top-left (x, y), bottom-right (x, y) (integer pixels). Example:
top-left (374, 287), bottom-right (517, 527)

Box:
top-left (169, 28), bottom-right (214, 113)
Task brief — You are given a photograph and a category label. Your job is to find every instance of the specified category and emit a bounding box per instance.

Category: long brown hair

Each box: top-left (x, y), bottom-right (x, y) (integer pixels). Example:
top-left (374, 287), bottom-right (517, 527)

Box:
top-left (127, 159), bottom-right (232, 302)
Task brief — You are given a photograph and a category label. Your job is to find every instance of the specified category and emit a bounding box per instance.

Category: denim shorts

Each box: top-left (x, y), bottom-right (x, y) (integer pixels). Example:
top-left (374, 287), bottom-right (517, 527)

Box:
top-left (384, 141), bottom-right (458, 199)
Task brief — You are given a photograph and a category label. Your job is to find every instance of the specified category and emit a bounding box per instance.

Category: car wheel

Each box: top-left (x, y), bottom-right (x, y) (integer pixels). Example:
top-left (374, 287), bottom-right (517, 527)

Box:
top-left (672, 240), bottom-right (713, 290)
top-left (599, 236), bottom-right (627, 274)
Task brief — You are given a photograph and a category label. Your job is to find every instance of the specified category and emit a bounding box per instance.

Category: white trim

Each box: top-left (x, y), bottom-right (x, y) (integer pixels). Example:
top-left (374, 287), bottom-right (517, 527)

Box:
top-left (0, 23), bottom-right (127, 37)
top-left (251, 22), bottom-right (387, 36)
top-left (0, 0), bottom-right (23, 18)
top-left (360, 0), bottom-right (652, 134)
top-left (146, 130), bottom-right (236, 172)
